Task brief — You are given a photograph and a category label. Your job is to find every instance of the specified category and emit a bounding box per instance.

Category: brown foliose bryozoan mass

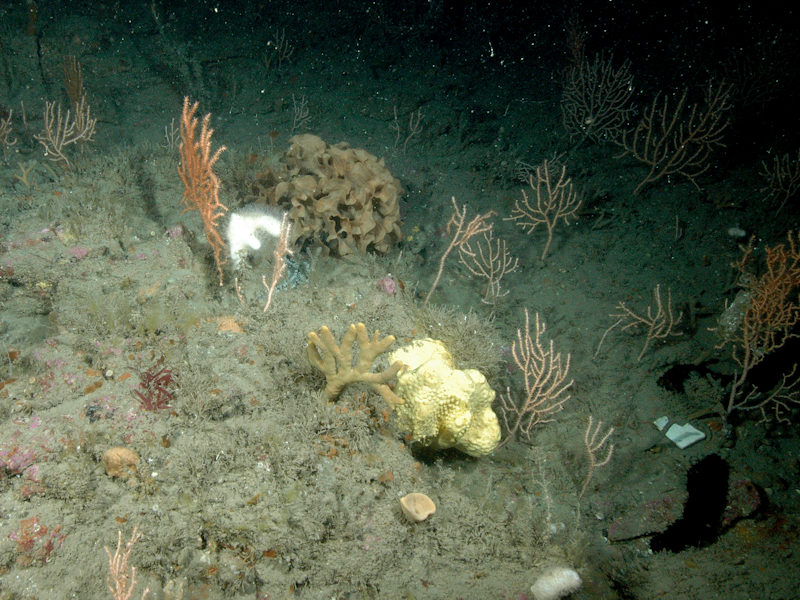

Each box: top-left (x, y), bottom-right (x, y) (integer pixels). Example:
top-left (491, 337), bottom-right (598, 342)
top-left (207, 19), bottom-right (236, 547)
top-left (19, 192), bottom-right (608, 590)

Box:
top-left (248, 134), bottom-right (403, 256)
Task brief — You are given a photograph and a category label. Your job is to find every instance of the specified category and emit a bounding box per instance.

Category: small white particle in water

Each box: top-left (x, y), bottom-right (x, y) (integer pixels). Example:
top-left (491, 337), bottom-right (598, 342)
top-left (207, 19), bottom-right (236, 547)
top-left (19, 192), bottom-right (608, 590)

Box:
top-left (727, 226), bottom-right (746, 238)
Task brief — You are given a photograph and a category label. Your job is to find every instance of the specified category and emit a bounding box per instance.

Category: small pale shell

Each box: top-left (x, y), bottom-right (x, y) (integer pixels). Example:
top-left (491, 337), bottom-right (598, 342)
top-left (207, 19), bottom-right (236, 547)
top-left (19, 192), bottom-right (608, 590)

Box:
top-left (399, 492), bottom-right (436, 522)
top-left (103, 447), bottom-right (140, 479)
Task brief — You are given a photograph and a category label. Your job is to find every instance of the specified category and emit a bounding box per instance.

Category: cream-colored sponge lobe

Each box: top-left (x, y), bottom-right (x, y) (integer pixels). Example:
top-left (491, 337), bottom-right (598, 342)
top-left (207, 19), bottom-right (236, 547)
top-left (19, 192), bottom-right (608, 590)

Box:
top-left (388, 339), bottom-right (500, 457)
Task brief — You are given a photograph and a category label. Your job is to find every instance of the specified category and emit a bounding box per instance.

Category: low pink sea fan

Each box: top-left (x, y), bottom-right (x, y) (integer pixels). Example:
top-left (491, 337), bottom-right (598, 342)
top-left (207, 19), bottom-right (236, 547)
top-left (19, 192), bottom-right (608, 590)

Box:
top-left (67, 246), bottom-right (89, 260)
top-left (166, 224), bottom-right (184, 239)
top-left (378, 275), bottom-right (396, 296)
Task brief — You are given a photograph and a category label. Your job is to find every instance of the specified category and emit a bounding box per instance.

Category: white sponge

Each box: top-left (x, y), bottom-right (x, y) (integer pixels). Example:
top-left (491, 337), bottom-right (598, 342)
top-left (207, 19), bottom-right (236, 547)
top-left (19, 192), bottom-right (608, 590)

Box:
top-left (531, 566), bottom-right (582, 600)
top-left (226, 206), bottom-right (284, 268)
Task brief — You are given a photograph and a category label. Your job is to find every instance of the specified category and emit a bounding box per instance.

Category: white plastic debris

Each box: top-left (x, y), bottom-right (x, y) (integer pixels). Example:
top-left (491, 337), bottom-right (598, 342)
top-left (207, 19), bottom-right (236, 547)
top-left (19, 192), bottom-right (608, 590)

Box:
top-left (653, 416), bottom-right (670, 431)
top-left (665, 423), bottom-right (706, 449)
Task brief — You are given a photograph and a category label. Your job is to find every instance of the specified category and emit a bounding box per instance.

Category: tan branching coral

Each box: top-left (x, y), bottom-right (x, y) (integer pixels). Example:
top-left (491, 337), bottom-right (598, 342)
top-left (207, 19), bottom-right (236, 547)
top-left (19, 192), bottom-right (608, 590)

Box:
top-left (307, 323), bottom-right (404, 407)
top-left (249, 134), bottom-right (403, 256)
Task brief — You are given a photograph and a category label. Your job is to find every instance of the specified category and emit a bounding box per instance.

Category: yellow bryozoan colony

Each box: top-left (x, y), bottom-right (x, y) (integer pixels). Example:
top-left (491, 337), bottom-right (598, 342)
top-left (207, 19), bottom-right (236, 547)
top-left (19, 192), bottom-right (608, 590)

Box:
top-left (388, 338), bottom-right (501, 457)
